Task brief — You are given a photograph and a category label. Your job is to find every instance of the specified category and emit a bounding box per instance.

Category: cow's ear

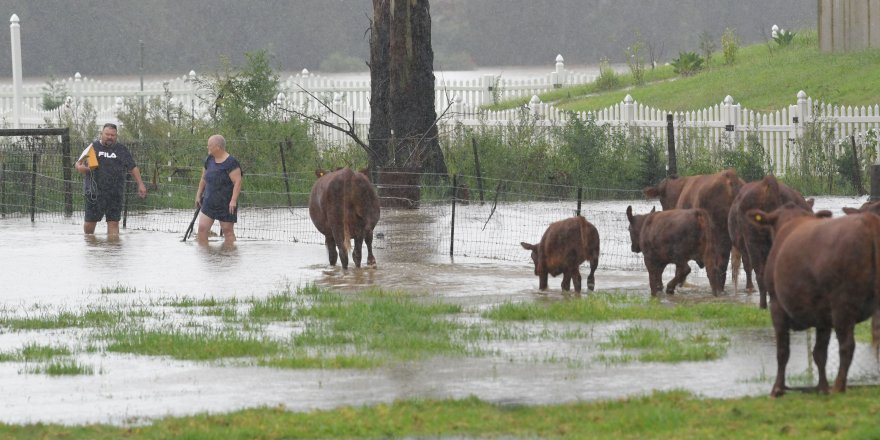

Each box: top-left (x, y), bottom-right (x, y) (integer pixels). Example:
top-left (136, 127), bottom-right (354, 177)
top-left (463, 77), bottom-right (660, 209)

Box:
top-left (520, 242), bottom-right (536, 251)
top-left (315, 169), bottom-right (325, 178)
top-left (643, 186), bottom-right (659, 199)
top-left (626, 205), bottom-right (634, 223)
top-left (815, 210), bottom-right (833, 218)
top-left (806, 198), bottom-right (815, 208)
top-left (843, 207), bottom-right (861, 215)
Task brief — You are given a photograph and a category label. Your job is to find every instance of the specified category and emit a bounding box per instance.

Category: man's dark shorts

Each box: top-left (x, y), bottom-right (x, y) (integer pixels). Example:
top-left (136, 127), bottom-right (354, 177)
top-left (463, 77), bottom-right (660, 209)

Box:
top-left (84, 192), bottom-right (123, 222)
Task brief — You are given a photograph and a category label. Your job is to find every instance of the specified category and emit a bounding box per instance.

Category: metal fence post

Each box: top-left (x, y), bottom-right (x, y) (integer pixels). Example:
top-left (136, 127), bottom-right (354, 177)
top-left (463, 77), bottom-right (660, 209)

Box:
top-left (450, 174), bottom-right (457, 257)
top-left (576, 187), bottom-right (582, 216)
top-left (666, 114), bottom-right (677, 176)
top-left (30, 152), bottom-right (37, 222)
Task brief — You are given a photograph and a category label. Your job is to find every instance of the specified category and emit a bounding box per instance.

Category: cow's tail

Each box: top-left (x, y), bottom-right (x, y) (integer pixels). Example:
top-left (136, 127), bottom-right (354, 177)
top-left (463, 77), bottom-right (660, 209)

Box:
top-left (696, 209), bottom-right (719, 294)
top-left (730, 246), bottom-right (741, 294)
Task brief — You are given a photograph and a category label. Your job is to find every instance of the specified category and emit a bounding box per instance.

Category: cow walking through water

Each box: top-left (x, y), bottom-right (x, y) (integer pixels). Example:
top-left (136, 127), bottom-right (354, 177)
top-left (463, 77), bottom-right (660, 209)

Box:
top-left (520, 216), bottom-right (600, 293)
top-left (626, 206), bottom-right (723, 296)
top-left (747, 203), bottom-right (880, 397)
top-left (727, 175), bottom-right (813, 308)
top-left (643, 169), bottom-right (744, 290)
top-left (309, 168), bottom-right (380, 269)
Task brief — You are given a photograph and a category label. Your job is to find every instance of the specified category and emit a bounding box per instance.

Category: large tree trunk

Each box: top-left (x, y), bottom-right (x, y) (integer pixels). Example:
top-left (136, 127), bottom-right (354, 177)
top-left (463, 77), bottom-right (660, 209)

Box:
top-left (388, 0), bottom-right (447, 176)
top-left (368, 0), bottom-right (391, 177)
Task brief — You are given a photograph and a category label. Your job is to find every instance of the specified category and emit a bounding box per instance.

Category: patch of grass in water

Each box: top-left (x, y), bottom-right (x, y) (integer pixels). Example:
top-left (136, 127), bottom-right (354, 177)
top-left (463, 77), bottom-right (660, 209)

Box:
top-left (597, 325), bottom-right (729, 363)
top-left (259, 353), bottom-right (381, 369)
top-left (26, 359), bottom-right (94, 376)
top-left (295, 288), bottom-right (470, 361)
top-left (98, 283), bottom-right (138, 294)
top-left (20, 343), bottom-right (71, 361)
top-left (102, 327), bottom-right (286, 361)
top-left (0, 308), bottom-right (122, 330)
top-left (483, 291), bottom-right (770, 329)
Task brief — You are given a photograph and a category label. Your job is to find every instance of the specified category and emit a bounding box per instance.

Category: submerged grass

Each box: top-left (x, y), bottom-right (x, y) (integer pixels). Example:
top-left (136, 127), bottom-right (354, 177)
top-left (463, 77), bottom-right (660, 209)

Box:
top-left (597, 325), bottom-right (730, 363)
top-left (4, 388), bottom-right (880, 439)
top-left (25, 359), bottom-right (94, 376)
top-left (0, 308), bottom-right (122, 330)
top-left (483, 291), bottom-right (770, 329)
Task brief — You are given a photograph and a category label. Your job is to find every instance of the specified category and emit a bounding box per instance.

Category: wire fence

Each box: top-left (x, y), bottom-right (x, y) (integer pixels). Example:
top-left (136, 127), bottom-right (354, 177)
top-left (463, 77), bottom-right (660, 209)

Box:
top-left (0, 135), bottom-right (654, 271)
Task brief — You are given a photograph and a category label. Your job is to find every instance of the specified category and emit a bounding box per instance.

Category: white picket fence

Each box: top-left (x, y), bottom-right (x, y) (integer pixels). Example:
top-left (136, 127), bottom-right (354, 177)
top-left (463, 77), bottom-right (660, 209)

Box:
top-left (3, 62), bottom-right (880, 177)
top-left (0, 55), bottom-right (596, 129)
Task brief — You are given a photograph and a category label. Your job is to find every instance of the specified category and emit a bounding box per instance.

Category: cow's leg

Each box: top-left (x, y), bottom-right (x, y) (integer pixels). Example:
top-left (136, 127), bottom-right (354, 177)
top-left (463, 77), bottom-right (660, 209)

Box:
top-left (741, 249), bottom-right (755, 292)
top-left (666, 264), bottom-right (691, 295)
top-left (754, 260), bottom-right (768, 309)
top-left (719, 248), bottom-right (731, 289)
top-left (352, 237), bottom-right (364, 268)
top-left (813, 326), bottom-right (832, 394)
top-left (332, 230), bottom-right (349, 269)
top-left (571, 269), bottom-right (582, 294)
top-left (538, 271), bottom-right (549, 290)
top-left (365, 230), bottom-right (376, 267)
top-left (586, 257), bottom-right (598, 292)
top-left (832, 324), bottom-right (857, 393)
top-left (770, 302), bottom-right (791, 397)
top-left (646, 262), bottom-right (663, 297)
top-left (561, 273), bottom-right (571, 291)
top-left (324, 235), bottom-right (338, 266)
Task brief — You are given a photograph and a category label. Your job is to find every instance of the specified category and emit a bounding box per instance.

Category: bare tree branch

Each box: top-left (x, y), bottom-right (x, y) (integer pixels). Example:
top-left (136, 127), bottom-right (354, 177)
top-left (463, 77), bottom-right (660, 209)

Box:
top-left (278, 85), bottom-right (376, 157)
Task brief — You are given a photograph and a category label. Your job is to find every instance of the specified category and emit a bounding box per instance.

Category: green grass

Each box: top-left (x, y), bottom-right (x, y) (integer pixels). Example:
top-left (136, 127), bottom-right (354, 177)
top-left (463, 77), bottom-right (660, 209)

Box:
top-left (102, 327), bottom-right (287, 361)
top-left (483, 291), bottom-right (771, 329)
top-left (597, 325), bottom-right (730, 363)
top-left (98, 283), bottom-right (139, 294)
top-left (26, 359), bottom-right (95, 376)
top-left (490, 30), bottom-right (880, 113)
top-left (0, 308), bottom-right (122, 330)
top-left (3, 389), bottom-right (880, 439)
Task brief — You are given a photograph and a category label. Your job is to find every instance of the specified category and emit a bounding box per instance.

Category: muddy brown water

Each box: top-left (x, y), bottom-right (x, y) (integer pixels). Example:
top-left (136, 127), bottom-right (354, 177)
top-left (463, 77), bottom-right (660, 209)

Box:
top-left (1, 196), bottom-right (878, 425)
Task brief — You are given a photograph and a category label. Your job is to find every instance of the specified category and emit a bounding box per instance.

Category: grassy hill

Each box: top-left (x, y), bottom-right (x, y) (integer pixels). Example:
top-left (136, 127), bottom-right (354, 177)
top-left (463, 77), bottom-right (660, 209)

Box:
top-left (488, 31), bottom-right (880, 113)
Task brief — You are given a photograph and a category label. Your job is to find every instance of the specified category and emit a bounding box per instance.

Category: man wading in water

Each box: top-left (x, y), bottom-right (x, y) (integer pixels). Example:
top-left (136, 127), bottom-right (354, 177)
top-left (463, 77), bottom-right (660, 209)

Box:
top-left (74, 123), bottom-right (147, 236)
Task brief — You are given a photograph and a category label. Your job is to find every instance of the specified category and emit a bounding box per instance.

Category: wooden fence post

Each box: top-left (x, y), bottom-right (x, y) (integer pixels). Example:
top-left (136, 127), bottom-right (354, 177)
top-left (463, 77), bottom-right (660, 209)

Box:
top-left (666, 114), bottom-right (677, 176)
top-left (471, 137), bottom-right (485, 204)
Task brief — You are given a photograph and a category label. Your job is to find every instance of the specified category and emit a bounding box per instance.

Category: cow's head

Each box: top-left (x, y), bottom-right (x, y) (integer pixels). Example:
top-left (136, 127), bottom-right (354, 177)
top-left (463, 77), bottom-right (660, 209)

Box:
top-left (625, 205), bottom-right (655, 253)
top-left (643, 175), bottom-right (682, 210)
top-left (520, 242), bottom-right (541, 275)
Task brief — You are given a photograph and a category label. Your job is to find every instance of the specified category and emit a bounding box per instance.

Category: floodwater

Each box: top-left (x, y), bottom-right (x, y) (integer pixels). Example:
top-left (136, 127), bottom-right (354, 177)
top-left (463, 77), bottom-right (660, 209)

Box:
top-left (1, 196), bottom-right (878, 425)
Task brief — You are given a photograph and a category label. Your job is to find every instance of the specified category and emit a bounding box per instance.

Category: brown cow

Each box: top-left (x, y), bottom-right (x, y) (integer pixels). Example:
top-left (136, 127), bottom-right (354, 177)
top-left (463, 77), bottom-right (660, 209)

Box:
top-left (747, 203), bottom-right (880, 397)
top-left (520, 216), bottom-right (600, 293)
top-left (842, 199), bottom-right (880, 215)
top-left (644, 169), bottom-right (744, 289)
top-left (626, 206), bottom-right (723, 296)
top-left (727, 175), bottom-right (813, 308)
top-left (309, 167), bottom-right (381, 269)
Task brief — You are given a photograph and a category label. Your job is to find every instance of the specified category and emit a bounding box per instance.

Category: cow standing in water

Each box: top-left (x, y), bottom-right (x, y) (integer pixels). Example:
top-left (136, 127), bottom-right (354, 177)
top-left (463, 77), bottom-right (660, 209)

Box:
top-left (626, 206), bottom-right (723, 296)
top-left (747, 203), bottom-right (880, 397)
top-left (520, 216), bottom-right (600, 293)
top-left (309, 168), bottom-right (380, 269)
top-left (644, 169), bottom-right (744, 290)
top-left (727, 175), bottom-right (813, 308)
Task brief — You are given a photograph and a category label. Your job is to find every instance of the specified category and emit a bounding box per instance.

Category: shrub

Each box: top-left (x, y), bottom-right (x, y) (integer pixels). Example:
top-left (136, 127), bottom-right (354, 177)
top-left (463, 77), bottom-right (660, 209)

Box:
top-left (721, 28), bottom-right (740, 65)
top-left (671, 52), bottom-right (704, 76)
top-left (595, 57), bottom-right (620, 91)
top-left (625, 32), bottom-right (646, 86)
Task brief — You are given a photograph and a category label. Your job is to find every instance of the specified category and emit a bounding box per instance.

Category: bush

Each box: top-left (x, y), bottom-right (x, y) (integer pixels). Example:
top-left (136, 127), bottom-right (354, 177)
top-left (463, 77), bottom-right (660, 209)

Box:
top-left (595, 57), bottom-right (620, 91)
top-left (721, 28), bottom-right (740, 65)
top-left (671, 52), bottom-right (704, 76)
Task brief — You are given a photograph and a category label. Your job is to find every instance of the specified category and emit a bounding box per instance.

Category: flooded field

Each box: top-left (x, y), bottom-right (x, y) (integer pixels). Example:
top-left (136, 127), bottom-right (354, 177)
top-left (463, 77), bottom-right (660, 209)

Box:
top-left (0, 195), bottom-right (878, 425)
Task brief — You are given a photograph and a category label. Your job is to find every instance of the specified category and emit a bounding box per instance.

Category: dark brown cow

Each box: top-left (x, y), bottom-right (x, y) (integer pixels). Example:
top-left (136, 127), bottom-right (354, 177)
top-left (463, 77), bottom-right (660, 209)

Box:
top-left (727, 175), bottom-right (813, 308)
top-left (644, 169), bottom-right (744, 289)
top-left (520, 216), bottom-right (600, 293)
top-left (747, 204), bottom-right (880, 397)
top-left (842, 199), bottom-right (880, 215)
top-left (626, 206), bottom-right (723, 296)
top-left (309, 167), bottom-right (381, 269)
